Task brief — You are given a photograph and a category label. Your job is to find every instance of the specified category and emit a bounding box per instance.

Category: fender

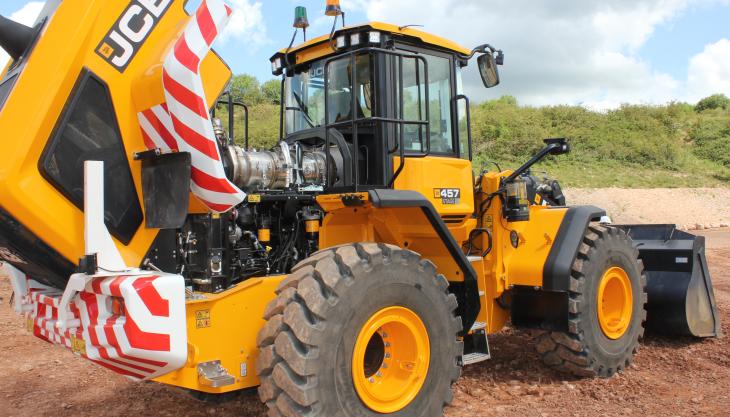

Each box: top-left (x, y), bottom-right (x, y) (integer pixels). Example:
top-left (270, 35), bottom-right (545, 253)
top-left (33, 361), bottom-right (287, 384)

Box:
top-left (542, 205), bottom-right (606, 291)
top-left (368, 189), bottom-right (480, 335)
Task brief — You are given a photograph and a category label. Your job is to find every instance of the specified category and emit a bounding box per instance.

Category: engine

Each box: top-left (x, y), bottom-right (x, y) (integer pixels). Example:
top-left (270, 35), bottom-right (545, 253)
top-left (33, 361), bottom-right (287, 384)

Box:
top-left (171, 123), bottom-right (337, 293)
top-left (227, 143), bottom-right (329, 191)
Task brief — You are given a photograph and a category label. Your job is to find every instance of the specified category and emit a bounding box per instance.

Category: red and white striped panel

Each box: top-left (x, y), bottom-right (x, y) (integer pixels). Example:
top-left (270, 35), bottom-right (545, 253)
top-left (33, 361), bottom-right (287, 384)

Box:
top-left (10, 269), bottom-right (187, 381)
top-left (138, 0), bottom-right (245, 213)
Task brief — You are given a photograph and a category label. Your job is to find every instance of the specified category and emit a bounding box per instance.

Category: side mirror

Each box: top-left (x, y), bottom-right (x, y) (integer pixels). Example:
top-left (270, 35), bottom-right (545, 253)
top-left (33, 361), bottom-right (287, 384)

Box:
top-left (478, 53), bottom-right (500, 88)
top-left (544, 138), bottom-right (570, 155)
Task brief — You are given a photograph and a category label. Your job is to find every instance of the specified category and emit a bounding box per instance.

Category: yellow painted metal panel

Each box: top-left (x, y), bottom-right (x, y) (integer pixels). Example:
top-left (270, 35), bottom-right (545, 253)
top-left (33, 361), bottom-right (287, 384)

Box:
top-left (0, 0), bottom-right (230, 268)
top-left (393, 156), bottom-right (475, 217)
top-left (279, 21), bottom-right (471, 59)
top-left (154, 275), bottom-right (284, 393)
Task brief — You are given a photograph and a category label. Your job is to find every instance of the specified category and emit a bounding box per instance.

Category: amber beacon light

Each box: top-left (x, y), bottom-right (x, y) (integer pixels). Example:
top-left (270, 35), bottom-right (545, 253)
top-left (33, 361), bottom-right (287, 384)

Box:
top-left (326, 0), bottom-right (343, 16)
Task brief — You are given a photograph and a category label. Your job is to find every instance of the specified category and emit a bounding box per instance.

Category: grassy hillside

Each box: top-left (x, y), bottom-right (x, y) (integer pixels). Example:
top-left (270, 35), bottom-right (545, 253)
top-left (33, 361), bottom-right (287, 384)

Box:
top-left (470, 96), bottom-right (730, 187)
top-left (220, 75), bottom-right (730, 188)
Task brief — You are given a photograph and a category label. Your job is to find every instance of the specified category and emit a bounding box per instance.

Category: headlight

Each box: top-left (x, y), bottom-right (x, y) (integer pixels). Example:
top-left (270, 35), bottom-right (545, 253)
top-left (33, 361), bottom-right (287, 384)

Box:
top-left (271, 57), bottom-right (282, 74)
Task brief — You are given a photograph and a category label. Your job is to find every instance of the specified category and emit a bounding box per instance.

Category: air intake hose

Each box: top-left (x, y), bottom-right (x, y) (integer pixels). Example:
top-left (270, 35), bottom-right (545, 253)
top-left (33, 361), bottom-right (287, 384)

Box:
top-left (0, 15), bottom-right (35, 61)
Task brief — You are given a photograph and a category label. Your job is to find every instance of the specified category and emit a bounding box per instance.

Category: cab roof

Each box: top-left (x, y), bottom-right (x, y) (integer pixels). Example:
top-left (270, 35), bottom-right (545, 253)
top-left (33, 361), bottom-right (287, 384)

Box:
top-left (273, 21), bottom-right (472, 67)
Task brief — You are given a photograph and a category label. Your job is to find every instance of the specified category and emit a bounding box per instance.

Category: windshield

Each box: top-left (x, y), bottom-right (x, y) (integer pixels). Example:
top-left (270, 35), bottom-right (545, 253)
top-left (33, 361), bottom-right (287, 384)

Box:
top-left (284, 55), bottom-right (372, 135)
top-left (285, 61), bottom-right (325, 134)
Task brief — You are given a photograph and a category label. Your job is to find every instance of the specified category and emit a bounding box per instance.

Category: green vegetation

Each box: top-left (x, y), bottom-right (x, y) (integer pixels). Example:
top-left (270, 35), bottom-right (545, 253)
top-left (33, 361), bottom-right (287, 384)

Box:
top-left (471, 96), bottom-right (730, 187)
top-left (695, 94), bottom-right (729, 112)
top-left (218, 75), bottom-right (730, 188)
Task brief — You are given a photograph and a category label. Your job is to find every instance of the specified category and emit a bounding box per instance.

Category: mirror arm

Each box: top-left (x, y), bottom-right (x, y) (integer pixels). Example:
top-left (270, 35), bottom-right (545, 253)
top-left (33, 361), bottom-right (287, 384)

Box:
top-left (503, 139), bottom-right (569, 183)
top-left (465, 43), bottom-right (501, 60)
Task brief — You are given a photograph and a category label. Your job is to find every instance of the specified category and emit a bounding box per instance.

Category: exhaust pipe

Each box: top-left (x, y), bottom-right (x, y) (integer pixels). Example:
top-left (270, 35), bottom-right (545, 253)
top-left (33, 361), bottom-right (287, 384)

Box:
top-left (0, 14), bottom-right (35, 61)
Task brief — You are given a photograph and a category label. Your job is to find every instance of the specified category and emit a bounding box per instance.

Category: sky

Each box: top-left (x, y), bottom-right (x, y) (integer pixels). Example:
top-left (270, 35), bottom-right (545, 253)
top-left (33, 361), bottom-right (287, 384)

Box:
top-left (1, 0), bottom-right (729, 109)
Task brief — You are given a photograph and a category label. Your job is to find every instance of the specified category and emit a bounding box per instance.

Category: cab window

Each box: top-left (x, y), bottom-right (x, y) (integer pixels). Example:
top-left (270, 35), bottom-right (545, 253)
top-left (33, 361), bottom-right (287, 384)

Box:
top-left (456, 67), bottom-right (470, 159)
top-left (399, 53), bottom-right (454, 154)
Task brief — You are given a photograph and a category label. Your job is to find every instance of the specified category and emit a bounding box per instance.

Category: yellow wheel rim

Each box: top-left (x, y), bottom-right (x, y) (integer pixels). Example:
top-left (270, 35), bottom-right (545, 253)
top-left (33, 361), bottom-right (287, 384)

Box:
top-left (352, 306), bottom-right (430, 413)
top-left (597, 267), bottom-right (633, 339)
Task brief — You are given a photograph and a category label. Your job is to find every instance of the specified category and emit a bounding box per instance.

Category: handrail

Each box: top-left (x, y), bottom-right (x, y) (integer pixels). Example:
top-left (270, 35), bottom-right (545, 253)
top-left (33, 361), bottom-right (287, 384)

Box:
top-left (213, 96), bottom-right (249, 149)
top-left (451, 94), bottom-right (472, 160)
top-left (322, 47), bottom-right (431, 191)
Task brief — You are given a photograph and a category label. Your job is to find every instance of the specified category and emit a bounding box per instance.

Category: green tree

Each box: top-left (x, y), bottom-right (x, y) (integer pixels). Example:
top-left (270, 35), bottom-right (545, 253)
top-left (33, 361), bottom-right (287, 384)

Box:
top-left (230, 74), bottom-right (263, 105)
top-left (261, 79), bottom-right (282, 105)
top-left (695, 94), bottom-right (730, 112)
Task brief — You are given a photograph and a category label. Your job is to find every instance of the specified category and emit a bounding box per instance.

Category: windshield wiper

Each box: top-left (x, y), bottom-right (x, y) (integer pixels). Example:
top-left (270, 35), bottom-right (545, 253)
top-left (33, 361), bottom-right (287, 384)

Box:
top-left (291, 91), bottom-right (316, 128)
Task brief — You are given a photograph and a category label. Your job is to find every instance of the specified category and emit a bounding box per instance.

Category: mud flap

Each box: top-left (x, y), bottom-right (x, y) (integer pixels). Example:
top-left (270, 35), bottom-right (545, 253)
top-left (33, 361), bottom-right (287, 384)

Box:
top-left (616, 224), bottom-right (721, 338)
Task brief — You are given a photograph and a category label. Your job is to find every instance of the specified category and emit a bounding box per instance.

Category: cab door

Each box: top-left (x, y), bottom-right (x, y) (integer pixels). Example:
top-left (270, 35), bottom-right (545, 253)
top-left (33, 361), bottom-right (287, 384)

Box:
top-left (390, 47), bottom-right (474, 217)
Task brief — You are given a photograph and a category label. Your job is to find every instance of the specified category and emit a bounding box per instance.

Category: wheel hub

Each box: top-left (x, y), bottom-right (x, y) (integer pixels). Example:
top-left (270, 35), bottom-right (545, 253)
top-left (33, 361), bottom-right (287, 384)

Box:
top-left (597, 266), bottom-right (633, 339)
top-left (352, 306), bottom-right (430, 413)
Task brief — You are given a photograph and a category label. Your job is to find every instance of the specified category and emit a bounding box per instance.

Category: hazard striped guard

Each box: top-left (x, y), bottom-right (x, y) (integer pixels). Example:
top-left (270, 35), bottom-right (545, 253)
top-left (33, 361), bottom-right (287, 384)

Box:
top-left (137, 0), bottom-right (245, 213)
top-left (7, 265), bottom-right (187, 381)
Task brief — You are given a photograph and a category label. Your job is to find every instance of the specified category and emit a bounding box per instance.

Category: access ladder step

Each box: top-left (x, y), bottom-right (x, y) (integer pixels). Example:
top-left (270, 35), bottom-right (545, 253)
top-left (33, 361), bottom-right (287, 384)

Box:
top-left (462, 328), bottom-right (490, 366)
top-left (470, 321), bottom-right (486, 332)
top-left (463, 352), bottom-right (491, 366)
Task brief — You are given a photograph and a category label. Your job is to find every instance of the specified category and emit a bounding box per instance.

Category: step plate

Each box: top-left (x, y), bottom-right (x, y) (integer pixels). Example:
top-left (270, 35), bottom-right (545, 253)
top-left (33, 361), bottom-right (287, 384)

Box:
top-left (462, 328), bottom-right (490, 366)
top-left (463, 352), bottom-right (491, 365)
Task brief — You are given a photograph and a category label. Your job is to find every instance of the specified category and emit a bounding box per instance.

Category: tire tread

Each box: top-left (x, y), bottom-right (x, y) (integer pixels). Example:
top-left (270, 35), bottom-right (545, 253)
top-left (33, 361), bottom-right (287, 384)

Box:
top-left (534, 224), bottom-right (647, 378)
top-left (257, 243), bottom-right (462, 416)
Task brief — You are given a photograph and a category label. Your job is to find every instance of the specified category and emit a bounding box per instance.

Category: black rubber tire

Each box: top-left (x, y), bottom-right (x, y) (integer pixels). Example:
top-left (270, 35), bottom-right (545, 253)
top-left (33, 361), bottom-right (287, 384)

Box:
top-left (535, 224), bottom-right (647, 377)
top-left (255, 243), bottom-right (463, 417)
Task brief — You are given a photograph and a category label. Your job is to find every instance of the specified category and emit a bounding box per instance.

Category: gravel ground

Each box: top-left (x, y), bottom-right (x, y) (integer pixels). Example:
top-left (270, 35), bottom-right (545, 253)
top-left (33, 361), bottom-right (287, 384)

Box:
top-left (1, 236), bottom-right (728, 416)
top-left (566, 188), bottom-right (730, 229)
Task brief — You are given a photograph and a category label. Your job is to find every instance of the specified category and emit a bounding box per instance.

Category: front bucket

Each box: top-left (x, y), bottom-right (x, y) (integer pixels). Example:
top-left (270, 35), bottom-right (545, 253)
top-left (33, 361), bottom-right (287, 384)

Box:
top-left (616, 224), bottom-right (721, 338)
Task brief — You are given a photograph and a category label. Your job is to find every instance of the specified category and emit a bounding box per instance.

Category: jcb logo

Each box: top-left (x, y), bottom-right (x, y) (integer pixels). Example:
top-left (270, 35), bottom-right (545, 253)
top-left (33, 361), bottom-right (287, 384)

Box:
top-left (96, 0), bottom-right (173, 72)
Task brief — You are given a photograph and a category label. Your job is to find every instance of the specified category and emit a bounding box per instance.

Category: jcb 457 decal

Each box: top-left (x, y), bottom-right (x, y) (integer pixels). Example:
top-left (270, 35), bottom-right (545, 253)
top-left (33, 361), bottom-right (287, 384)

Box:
top-left (96, 0), bottom-right (173, 72)
top-left (433, 188), bottom-right (461, 205)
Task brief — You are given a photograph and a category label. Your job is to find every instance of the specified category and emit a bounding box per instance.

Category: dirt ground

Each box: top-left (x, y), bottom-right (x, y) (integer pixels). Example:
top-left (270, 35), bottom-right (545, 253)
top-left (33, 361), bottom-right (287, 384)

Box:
top-left (566, 188), bottom-right (730, 229)
top-left (1, 237), bottom-right (729, 416)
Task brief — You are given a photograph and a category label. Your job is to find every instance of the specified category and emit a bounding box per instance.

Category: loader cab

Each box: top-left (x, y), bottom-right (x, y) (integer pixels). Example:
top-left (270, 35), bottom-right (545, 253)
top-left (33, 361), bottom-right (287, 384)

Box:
top-left (271, 23), bottom-right (496, 199)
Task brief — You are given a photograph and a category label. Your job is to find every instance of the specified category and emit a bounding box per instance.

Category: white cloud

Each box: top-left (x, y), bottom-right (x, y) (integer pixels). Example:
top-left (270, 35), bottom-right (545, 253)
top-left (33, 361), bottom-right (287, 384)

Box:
top-left (686, 39), bottom-right (730, 102)
top-left (357, 0), bottom-right (727, 108)
top-left (218, 0), bottom-right (268, 51)
top-left (0, 1), bottom-right (45, 68)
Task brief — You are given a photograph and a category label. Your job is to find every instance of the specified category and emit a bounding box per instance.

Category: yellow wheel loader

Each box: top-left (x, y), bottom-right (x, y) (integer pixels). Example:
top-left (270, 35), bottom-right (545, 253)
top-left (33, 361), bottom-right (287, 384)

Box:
top-left (0, 1), bottom-right (721, 415)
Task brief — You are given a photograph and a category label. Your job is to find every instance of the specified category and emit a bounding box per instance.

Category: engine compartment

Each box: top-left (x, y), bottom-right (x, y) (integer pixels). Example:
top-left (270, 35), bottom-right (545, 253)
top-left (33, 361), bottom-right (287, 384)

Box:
top-left (147, 121), bottom-right (337, 293)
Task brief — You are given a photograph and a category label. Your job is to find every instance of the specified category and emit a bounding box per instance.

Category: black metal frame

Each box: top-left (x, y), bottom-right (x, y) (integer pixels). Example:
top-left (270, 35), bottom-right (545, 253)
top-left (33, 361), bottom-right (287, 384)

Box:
top-left (212, 92), bottom-right (249, 149)
top-left (322, 47), bottom-right (432, 192)
top-left (393, 42), bottom-right (468, 159)
top-left (451, 94), bottom-right (473, 160)
top-left (278, 40), bottom-right (477, 190)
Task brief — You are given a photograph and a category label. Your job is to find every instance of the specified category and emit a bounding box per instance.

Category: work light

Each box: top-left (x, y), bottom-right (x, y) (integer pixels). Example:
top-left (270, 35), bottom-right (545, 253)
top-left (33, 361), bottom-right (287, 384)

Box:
top-left (368, 31), bottom-right (381, 44)
top-left (350, 33), bottom-right (361, 46)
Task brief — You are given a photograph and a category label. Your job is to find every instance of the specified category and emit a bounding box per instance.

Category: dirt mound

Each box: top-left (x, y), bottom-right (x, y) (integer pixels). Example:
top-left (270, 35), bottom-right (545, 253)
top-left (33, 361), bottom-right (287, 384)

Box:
top-left (566, 187), bottom-right (730, 229)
